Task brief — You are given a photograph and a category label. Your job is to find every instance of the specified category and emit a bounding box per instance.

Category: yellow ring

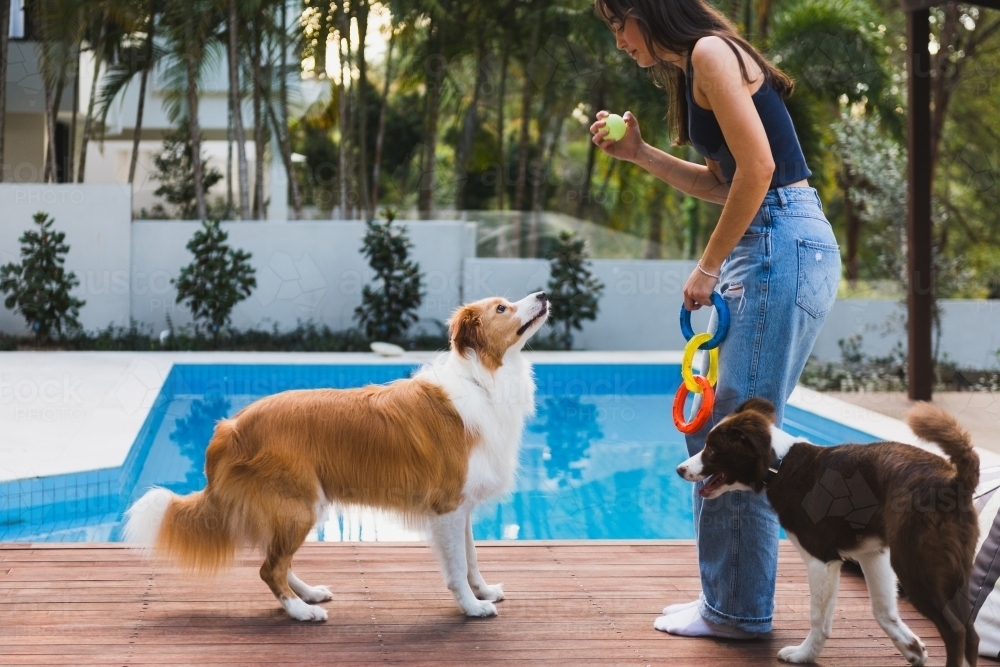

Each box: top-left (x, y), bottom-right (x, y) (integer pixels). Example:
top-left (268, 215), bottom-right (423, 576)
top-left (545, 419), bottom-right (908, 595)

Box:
top-left (681, 333), bottom-right (719, 392)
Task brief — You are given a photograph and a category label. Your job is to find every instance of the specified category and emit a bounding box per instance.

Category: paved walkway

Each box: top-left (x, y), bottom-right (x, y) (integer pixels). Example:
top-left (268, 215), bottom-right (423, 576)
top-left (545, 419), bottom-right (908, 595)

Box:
top-left (830, 391), bottom-right (1000, 455)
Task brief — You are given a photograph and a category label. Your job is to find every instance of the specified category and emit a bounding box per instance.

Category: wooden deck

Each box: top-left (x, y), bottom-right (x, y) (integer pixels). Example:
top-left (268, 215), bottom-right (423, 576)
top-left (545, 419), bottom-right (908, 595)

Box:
top-left (0, 541), bottom-right (990, 666)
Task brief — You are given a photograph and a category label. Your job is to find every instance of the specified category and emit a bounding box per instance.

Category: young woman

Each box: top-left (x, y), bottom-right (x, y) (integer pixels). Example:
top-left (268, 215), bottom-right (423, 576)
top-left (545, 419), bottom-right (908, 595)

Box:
top-left (590, 0), bottom-right (841, 639)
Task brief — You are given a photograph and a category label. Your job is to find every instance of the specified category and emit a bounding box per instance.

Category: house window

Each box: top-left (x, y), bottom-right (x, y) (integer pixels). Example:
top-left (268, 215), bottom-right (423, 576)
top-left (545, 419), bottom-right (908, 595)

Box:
top-left (9, 0), bottom-right (28, 40)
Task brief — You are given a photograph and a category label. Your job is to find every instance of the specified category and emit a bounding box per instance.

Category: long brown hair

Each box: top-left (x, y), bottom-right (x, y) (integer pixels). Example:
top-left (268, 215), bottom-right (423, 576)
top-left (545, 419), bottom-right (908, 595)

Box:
top-left (594, 0), bottom-right (794, 146)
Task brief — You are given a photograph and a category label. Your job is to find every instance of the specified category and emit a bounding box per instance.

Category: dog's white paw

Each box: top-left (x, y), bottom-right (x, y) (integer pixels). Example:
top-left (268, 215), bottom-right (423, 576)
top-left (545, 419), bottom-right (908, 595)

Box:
top-left (283, 597), bottom-right (329, 622)
top-left (900, 637), bottom-right (927, 666)
top-left (778, 644), bottom-right (819, 663)
top-left (299, 585), bottom-right (333, 603)
top-left (463, 599), bottom-right (498, 618)
top-left (474, 583), bottom-right (505, 602)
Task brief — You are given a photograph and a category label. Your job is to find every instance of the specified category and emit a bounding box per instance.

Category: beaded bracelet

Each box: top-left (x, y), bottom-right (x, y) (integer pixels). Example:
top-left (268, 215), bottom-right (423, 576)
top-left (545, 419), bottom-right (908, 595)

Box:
top-left (696, 261), bottom-right (720, 280)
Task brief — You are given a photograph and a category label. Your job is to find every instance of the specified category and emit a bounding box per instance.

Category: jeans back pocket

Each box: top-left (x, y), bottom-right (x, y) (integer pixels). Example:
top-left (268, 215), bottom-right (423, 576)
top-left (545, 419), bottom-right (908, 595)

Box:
top-left (796, 239), bottom-right (841, 318)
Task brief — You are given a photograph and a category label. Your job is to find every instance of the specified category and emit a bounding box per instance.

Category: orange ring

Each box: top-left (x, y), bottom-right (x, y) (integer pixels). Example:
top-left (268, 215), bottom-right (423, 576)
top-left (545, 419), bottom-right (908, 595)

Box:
top-left (672, 375), bottom-right (715, 434)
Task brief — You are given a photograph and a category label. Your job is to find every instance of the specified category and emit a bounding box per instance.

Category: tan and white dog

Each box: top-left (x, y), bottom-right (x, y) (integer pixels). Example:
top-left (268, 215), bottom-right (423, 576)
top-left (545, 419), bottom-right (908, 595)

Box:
top-left (124, 292), bottom-right (550, 621)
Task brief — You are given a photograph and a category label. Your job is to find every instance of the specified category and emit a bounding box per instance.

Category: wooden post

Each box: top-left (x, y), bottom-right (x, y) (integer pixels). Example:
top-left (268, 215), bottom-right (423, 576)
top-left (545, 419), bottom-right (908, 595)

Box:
top-left (906, 7), bottom-right (934, 401)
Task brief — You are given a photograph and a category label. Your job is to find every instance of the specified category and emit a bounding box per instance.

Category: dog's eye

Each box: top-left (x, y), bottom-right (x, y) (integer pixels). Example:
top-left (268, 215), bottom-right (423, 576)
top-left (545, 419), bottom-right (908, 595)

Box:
top-left (497, 305), bottom-right (506, 313)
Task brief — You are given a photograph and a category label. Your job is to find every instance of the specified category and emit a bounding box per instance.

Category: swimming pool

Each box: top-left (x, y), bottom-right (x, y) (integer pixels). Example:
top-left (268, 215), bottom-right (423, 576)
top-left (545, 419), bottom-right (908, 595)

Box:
top-left (0, 363), bottom-right (877, 543)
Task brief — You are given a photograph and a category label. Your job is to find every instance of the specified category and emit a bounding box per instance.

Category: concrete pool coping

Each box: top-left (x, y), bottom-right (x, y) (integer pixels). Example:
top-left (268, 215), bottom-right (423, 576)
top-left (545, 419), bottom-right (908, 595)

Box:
top-left (2, 350), bottom-right (996, 484)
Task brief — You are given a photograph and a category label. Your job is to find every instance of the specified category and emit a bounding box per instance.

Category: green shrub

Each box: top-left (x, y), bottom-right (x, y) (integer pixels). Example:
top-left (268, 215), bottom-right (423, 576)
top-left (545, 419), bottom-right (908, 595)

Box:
top-left (153, 124), bottom-right (223, 219)
top-left (0, 212), bottom-right (86, 340)
top-left (172, 220), bottom-right (256, 336)
top-left (546, 231), bottom-right (603, 350)
top-left (354, 208), bottom-right (423, 342)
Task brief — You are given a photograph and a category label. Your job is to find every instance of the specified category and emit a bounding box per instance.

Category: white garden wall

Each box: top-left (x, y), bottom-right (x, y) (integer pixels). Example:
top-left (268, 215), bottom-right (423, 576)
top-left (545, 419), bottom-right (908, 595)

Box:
top-left (1, 184), bottom-right (999, 367)
top-left (129, 220), bottom-right (476, 335)
top-left (0, 185), bottom-right (132, 336)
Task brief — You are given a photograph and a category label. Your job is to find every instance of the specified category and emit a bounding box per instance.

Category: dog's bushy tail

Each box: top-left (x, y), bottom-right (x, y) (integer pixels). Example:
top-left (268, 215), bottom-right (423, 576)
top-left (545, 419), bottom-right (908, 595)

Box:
top-left (123, 420), bottom-right (239, 573)
top-left (907, 402), bottom-right (979, 491)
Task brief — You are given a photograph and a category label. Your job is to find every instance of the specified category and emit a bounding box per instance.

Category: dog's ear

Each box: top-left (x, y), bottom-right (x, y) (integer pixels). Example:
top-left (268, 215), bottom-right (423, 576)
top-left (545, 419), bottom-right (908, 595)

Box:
top-left (449, 306), bottom-right (483, 358)
top-left (735, 397), bottom-right (777, 424)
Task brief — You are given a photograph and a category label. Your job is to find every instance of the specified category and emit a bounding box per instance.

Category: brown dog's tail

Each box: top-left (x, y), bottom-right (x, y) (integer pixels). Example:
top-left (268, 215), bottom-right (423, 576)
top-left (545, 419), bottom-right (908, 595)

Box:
top-left (123, 420), bottom-right (239, 573)
top-left (907, 402), bottom-right (979, 492)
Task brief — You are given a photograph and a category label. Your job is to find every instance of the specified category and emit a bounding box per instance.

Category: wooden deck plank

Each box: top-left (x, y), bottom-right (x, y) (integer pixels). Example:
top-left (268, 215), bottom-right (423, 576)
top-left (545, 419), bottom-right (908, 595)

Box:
top-left (0, 541), bottom-right (993, 666)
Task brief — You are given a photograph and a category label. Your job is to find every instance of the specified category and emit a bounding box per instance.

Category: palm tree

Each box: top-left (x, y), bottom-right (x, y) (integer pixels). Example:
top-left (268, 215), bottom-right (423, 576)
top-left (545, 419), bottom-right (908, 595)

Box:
top-left (266, 0), bottom-right (303, 219)
top-left (78, 0), bottom-right (133, 182)
top-left (355, 0), bottom-right (371, 220)
top-left (159, 0), bottom-right (221, 219)
top-left (0, 0), bottom-right (11, 182)
top-left (369, 21), bottom-right (396, 214)
top-left (35, 0), bottom-right (87, 182)
top-left (94, 0), bottom-right (163, 185)
top-left (225, 0), bottom-right (250, 218)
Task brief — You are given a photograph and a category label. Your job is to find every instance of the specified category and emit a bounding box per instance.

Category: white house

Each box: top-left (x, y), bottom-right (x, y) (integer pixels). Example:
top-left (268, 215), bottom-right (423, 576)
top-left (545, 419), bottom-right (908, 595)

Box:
top-left (3, 0), bottom-right (328, 219)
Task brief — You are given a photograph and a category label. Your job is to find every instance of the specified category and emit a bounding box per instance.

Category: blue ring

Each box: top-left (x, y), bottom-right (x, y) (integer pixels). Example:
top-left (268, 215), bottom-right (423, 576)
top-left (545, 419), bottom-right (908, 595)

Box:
top-left (679, 292), bottom-right (730, 350)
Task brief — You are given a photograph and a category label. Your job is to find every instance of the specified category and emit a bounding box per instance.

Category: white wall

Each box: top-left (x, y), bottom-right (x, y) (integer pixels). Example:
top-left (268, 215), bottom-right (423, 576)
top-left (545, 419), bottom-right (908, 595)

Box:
top-left (463, 258), bottom-right (713, 351)
top-left (0, 185), bottom-right (133, 335)
top-left (464, 258), bottom-right (1000, 367)
top-left (130, 220), bottom-right (476, 335)
top-left (1, 184), bottom-right (999, 367)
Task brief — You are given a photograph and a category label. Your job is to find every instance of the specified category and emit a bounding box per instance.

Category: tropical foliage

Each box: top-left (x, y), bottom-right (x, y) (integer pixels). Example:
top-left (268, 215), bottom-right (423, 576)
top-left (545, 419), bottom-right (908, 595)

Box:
top-left (1, 0), bottom-right (999, 296)
top-left (0, 212), bottom-right (86, 340)
top-left (354, 208), bottom-right (423, 341)
top-left (546, 230), bottom-right (603, 350)
top-left (172, 220), bottom-right (257, 334)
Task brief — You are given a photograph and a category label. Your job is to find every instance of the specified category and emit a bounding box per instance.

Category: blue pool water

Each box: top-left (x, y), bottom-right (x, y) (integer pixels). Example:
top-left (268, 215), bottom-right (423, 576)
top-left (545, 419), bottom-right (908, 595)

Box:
top-left (0, 363), bottom-right (877, 542)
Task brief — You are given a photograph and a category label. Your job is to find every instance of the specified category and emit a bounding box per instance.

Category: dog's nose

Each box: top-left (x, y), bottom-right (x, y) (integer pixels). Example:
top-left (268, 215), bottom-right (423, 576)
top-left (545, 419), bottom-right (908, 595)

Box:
top-left (676, 465), bottom-right (686, 478)
top-left (537, 292), bottom-right (547, 302)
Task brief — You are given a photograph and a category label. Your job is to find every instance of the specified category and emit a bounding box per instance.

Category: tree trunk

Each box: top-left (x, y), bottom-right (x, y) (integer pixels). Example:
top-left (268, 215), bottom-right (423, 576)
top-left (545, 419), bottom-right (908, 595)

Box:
top-left (278, 0), bottom-right (301, 218)
top-left (226, 91), bottom-right (233, 215)
top-left (356, 0), bottom-right (370, 220)
top-left (577, 81), bottom-right (603, 219)
top-left (756, 0), bottom-right (773, 41)
top-left (128, 6), bottom-right (154, 185)
top-left (185, 55), bottom-right (207, 220)
top-left (337, 13), bottom-right (351, 218)
top-left (512, 17), bottom-right (540, 215)
top-left (455, 41), bottom-right (486, 210)
top-left (77, 29), bottom-right (104, 183)
top-left (417, 24), bottom-right (444, 219)
top-left (267, 102), bottom-right (300, 222)
top-left (43, 80), bottom-right (55, 182)
top-left (494, 48), bottom-right (508, 212)
top-left (370, 29), bottom-right (394, 215)
top-left (929, 3), bottom-right (959, 184)
top-left (228, 0), bottom-right (251, 219)
top-left (844, 184), bottom-right (859, 283)
top-left (44, 73), bottom-right (66, 182)
top-left (252, 36), bottom-right (265, 219)
top-left (645, 190), bottom-right (665, 259)
top-left (528, 114), bottom-right (561, 257)
top-left (0, 0), bottom-right (10, 182)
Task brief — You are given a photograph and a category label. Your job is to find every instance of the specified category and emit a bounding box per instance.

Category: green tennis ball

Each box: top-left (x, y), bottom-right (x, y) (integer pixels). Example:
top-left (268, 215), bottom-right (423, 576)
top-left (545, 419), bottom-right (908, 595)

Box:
top-left (605, 113), bottom-right (627, 141)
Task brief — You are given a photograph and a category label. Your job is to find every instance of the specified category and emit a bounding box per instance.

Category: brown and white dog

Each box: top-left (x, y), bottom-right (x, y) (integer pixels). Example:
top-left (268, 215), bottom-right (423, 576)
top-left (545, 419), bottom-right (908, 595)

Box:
top-left (124, 293), bottom-right (550, 621)
top-left (676, 398), bottom-right (980, 667)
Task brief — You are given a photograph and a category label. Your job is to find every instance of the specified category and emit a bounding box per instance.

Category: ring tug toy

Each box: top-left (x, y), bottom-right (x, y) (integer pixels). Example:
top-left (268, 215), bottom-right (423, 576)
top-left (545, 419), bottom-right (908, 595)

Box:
top-left (673, 292), bottom-right (730, 434)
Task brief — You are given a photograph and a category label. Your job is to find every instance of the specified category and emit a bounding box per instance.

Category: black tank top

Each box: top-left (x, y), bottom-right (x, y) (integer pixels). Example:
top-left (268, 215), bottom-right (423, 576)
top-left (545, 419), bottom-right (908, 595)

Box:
top-left (685, 49), bottom-right (811, 188)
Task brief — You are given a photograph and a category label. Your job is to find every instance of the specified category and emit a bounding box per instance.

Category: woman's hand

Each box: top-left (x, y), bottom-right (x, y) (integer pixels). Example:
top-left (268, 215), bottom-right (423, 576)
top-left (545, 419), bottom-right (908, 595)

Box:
top-left (590, 110), bottom-right (643, 163)
top-left (683, 265), bottom-right (720, 311)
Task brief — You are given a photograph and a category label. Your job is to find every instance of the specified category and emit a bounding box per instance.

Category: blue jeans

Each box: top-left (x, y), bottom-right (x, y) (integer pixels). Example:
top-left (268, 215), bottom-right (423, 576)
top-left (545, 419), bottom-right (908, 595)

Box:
top-left (686, 186), bottom-right (841, 633)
